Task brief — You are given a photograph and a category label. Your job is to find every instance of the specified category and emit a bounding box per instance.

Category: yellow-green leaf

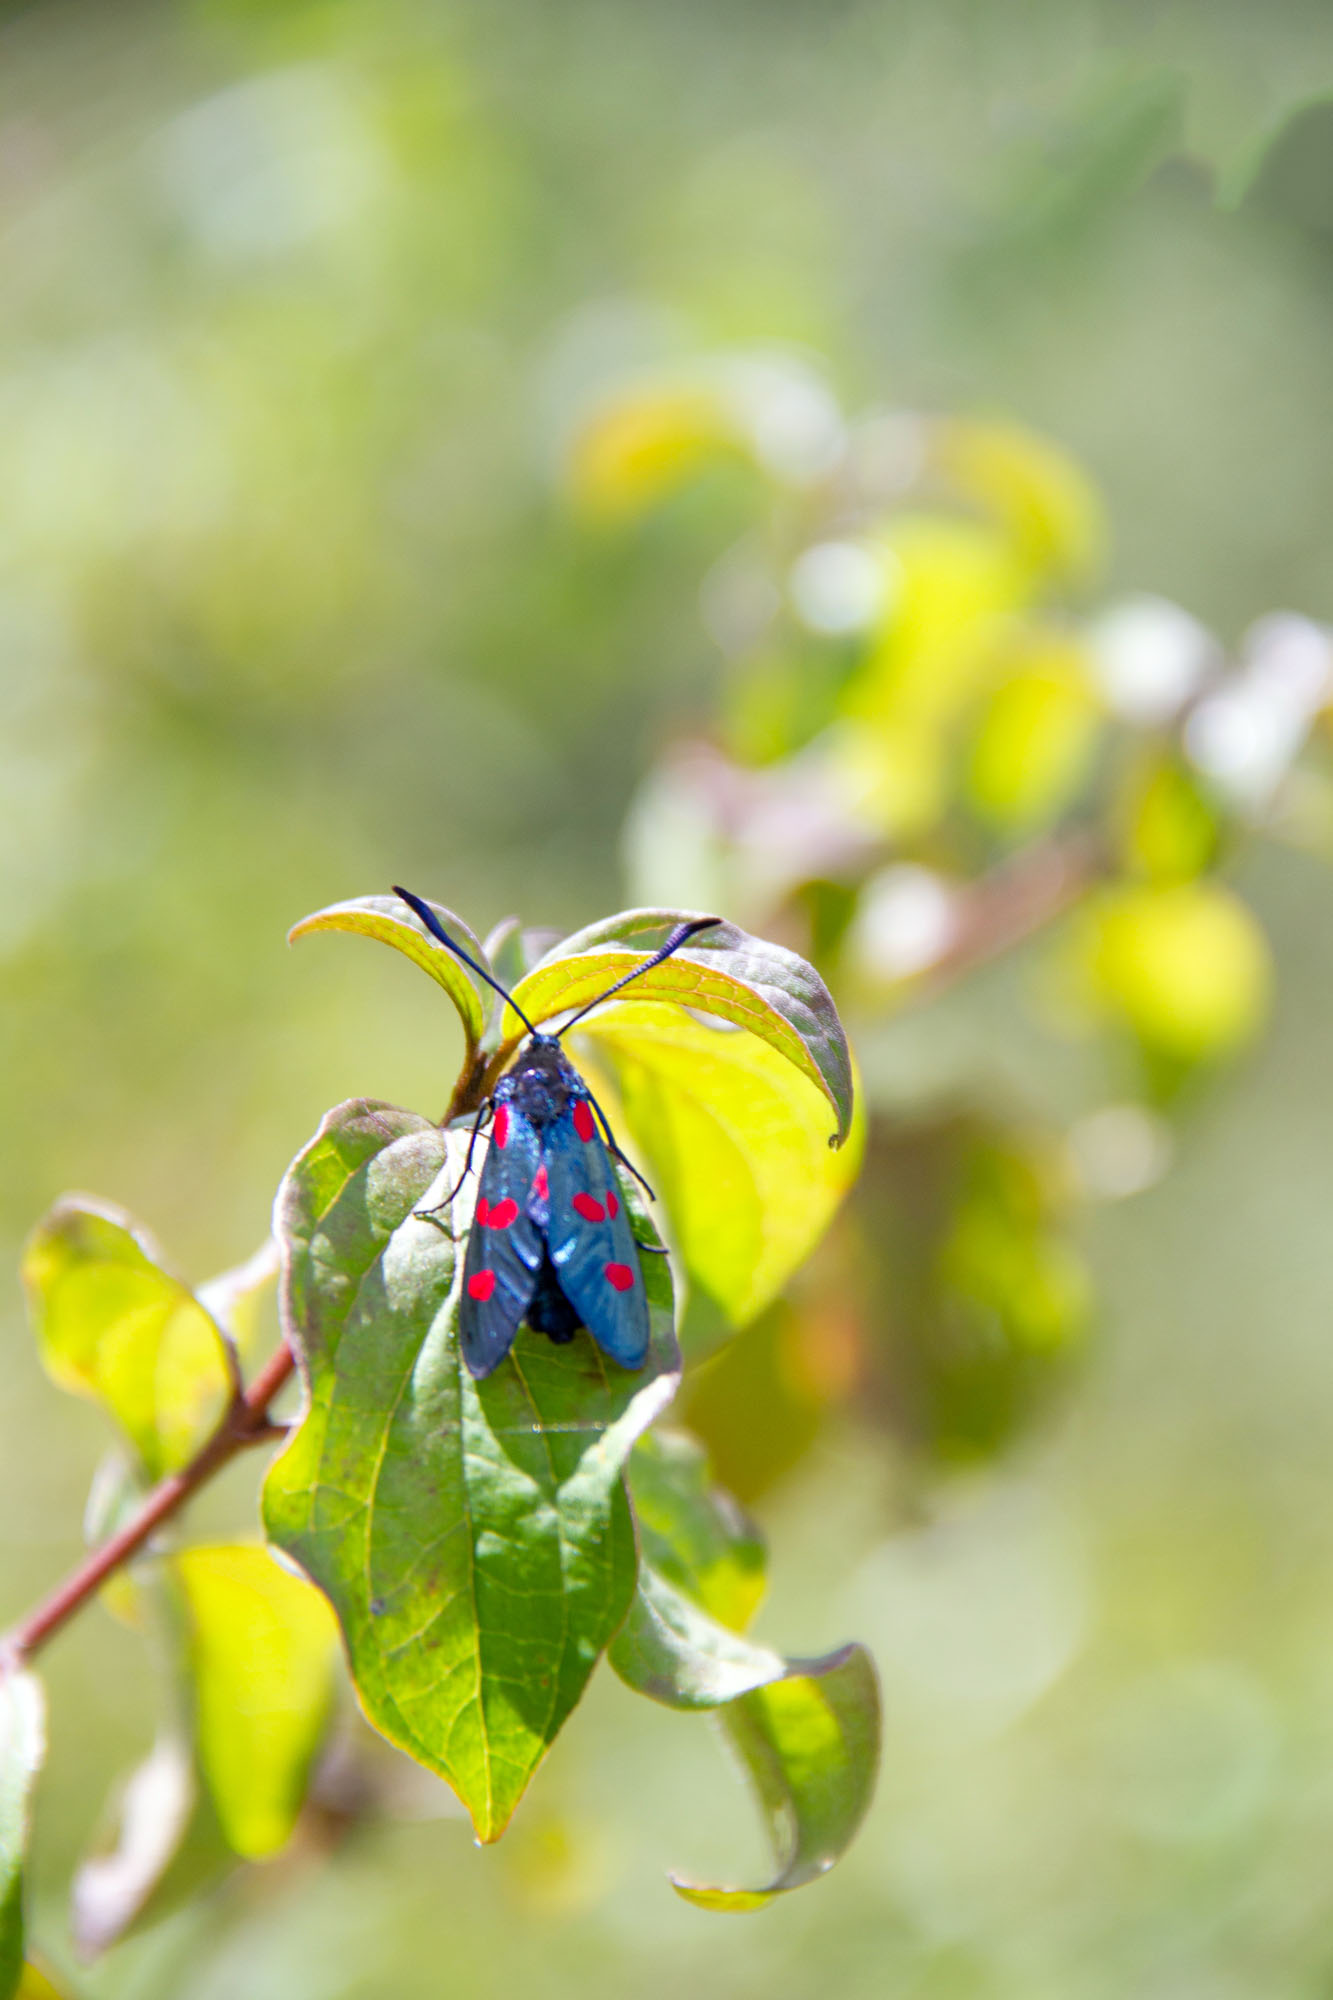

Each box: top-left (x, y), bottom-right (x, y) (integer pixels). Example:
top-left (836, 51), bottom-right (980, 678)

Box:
top-left (21, 1199), bottom-right (232, 1479)
top-left (289, 894), bottom-right (489, 1053)
top-left (1081, 880), bottom-right (1272, 1061)
top-left (575, 1001), bottom-right (864, 1335)
top-left (0, 1672), bottom-right (45, 2000)
top-left (15, 1968), bottom-right (69, 2000)
top-left (670, 1646), bottom-right (880, 1911)
top-left (566, 379), bottom-right (748, 520)
top-left (1120, 754), bottom-right (1222, 883)
top-left (964, 632), bottom-right (1104, 833)
top-left (174, 1545), bottom-right (340, 1861)
top-left (933, 417), bottom-right (1106, 585)
top-left (512, 911), bottom-right (854, 1145)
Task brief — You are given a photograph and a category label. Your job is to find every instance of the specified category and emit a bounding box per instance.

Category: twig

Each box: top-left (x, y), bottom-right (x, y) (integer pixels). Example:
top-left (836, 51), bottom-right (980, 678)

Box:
top-left (909, 831), bottom-right (1101, 1004)
top-left (1, 1340), bottom-right (297, 1666)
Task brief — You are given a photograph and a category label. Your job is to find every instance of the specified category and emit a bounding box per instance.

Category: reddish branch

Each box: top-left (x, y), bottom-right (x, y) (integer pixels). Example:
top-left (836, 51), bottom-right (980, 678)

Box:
top-left (911, 831), bottom-right (1100, 1003)
top-left (2, 1339), bottom-right (297, 1666)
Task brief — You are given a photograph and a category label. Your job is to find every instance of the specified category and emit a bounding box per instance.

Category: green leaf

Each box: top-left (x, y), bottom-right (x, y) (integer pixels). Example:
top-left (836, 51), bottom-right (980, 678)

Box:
top-left (0, 1672), bottom-right (45, 2000)
top-left (263, 1099), bottom-right (680, 1842)
top-left (609, 1566), bottom-right (783, 1710)
top-left (511, 910), bottom-right (854, 1146)
top-left (21, 1199), bottom-right (233, 1479)
top-left (174, 1545), bottom-right (340, 1861)
top-left (575, 1001), bottom-right (864, 1334)
top-left (289, 894), bottom-right (489, 1054)
top-left (627, 1429), bottom-right (766, 1632)
top-left (671, 1646), bottom-right (880, 1912)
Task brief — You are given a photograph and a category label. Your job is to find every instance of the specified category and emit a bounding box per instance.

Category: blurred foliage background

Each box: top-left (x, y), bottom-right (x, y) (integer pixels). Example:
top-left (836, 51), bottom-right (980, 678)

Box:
top-left (8, 0), bottom-right (1333, 1993)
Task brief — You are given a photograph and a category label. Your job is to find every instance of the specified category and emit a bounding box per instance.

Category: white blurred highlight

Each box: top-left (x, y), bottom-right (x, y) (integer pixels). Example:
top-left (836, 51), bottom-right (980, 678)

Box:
top-left (726, 354), bottom-right (846, 484)
top-left (788, 540), bottom-right (887, 635)
top-left (1090, 594), bottom-right (1219, 724)
top-left (1069, 1104), bottom-right (1174, 1200)
top-left (1185, 613), bottom-right (1333, 812)
top-left (850, 865), bottom-right (960, 981)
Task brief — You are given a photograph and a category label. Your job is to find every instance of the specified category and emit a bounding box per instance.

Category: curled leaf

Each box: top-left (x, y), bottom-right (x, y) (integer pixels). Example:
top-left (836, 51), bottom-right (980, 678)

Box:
top-left (289, 894), bottom-right (489, 1053)
top-left (264, 1100), bottom-right (680, 1842)
top-left (610, 1566), bottom-right (783, 1709)
top-left (511, 910), bottom-right (854, 1146)
top-left (21, 1199), bottom-right (233, 1479)
top-left (671, 1646), bottom-right (880, 1912)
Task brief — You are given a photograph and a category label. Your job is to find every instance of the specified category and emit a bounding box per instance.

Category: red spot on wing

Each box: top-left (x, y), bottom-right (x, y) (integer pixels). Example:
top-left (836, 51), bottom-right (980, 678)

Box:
top-left (604, 1262), bottom-right (635, 1292)
top-left (493, 1106), bottom-right (510, 1150)
top-left (475, 1196), bottom-right (489, 1225)
top-left (468, 1270), bottom-right (497, 1301)
top-left (482, 1198), bottom-right (518, 1229)
top-left (606, 1189), bottom-right (619, 1219)
top-left (573, 1101), bottom-right (595, 1143)
top-left (572, 1192), bottom-right (606, 1223)
top-left (532, 1164), bottom-right (549, 1201)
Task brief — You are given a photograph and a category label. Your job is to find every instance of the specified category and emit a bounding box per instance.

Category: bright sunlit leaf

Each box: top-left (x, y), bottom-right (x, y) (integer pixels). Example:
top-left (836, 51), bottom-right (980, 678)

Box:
top-left (1120, 753), bottom-right (1222, 883)
top-left (934, 417), bottom-right (1106, 585)
top-left (566, 380), bottom-right (747, 519)
top-left (514, 909), bottom-right (855, 1146)
top-left (15, 1968), bottom-right (69, 2000)
top-left (1080, 880), bottom-right (1272, 1061)
top-left (21, 1199), bottom-right (233, 1479)
top-left (575, 1001), bottom-right (864, 1335)
top-left (964, 631), bottom-right (1104, 833)
top-left (175, 1545), bottom-right (340, 1861)
top-left (289, 893), bottom-right (490, 1054)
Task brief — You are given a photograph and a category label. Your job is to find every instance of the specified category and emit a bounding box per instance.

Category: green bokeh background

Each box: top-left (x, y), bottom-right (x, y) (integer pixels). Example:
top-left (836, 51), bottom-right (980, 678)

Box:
top-left (6, 1), bottom-right (1333, 1992)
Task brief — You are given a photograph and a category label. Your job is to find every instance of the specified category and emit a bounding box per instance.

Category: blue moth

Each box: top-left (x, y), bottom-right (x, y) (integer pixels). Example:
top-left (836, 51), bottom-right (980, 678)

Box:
top-left (393, 888), bottom-right (718, 1379)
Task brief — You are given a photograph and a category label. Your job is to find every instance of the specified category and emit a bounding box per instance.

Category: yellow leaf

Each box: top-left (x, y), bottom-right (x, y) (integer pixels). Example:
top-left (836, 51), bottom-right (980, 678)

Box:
top-left (175, 1546), bottom-right (339, 1861)
top-left (21, 1201), bottom-right (232, 1480)
top-left (934, 417), bottom-right (1106, 585)
top-left (964, 631), bottom-right (1104, 833)
top-left (575, 1001), bottom-right (864, 1332)
top-left (566, 383), bottom-right (745, 520)
top-left (1084, 881), bottom-right (1272, 1060)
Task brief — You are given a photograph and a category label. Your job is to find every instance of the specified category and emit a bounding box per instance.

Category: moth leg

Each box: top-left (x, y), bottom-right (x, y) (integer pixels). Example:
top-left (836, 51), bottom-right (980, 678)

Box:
top-left (633, 1240), bottom-right (670, 1255)
top-left (415, 1097), bottom-right (493, 1225)
top-left (581, 1084), bottom-right (657, 1202)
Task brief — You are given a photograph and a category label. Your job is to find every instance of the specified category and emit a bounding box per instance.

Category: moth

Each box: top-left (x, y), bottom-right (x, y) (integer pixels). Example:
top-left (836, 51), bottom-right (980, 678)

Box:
top-left (393, 888), bottom-right (718, 1379)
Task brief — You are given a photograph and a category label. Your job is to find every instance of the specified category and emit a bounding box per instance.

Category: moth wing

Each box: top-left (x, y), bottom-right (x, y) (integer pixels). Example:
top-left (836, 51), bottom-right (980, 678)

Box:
top-left (544, 1098), bottom-right (650, 1370)
top-left (459, 1105), bottom-right (544, 1379)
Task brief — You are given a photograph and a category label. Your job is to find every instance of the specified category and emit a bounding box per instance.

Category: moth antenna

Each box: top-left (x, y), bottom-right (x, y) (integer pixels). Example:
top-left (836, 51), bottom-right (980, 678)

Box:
top-left (557, 917), bottom-right (722, 1036)
top-left (392, 886), bottom-right (541, 1038)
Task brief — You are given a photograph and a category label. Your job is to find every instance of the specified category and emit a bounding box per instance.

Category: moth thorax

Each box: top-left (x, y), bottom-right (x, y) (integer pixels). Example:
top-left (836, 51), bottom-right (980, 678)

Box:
top-left (506, 1036), bottom-right (576, 1127)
